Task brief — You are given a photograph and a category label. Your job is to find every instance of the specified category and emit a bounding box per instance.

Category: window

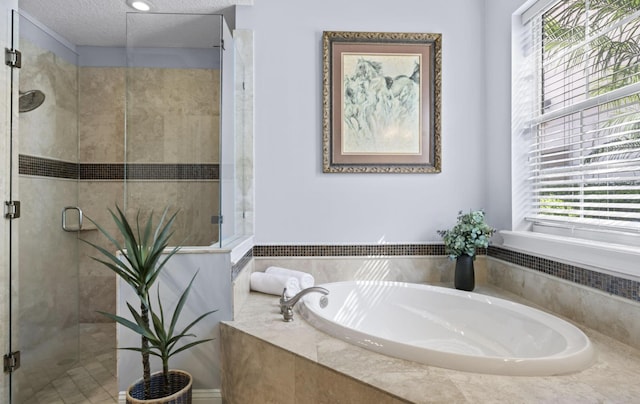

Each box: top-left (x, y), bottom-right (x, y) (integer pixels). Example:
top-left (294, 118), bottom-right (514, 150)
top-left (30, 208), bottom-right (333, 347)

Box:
top-left (519, 0), bottom-right (640, 242)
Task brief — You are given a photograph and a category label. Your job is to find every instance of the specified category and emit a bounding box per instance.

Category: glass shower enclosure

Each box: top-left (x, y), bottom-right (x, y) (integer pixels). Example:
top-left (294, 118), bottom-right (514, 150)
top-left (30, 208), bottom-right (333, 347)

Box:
top-left (10, 10), bottom-right (80, 403)
top-left (125, 12), bottom-right (237, 247)
top-left (5, 8), bottom-right (241, 403)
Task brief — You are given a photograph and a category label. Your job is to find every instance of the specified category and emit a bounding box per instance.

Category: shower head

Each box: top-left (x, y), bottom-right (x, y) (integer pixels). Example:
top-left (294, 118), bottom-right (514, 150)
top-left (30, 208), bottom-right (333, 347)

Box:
top-left (19, 90), bottom-right (45, 113)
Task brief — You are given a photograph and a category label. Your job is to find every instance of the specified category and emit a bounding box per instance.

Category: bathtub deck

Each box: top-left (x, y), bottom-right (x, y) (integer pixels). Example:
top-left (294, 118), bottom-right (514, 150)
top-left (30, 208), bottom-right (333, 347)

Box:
top-left (222, 284), bottom-right (640, 403)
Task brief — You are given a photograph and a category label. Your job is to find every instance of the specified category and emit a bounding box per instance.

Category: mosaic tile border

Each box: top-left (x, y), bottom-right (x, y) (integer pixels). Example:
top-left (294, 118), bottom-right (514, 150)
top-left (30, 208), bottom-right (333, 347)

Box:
top-left (19, 154), bottom-right (78, 179)
top-left (253, 244), bottom-right (451, 257)
top-left (80, 163), bottom-right (219, 180)
top-left (232, 248), bottom-right (253, 281)
top-left (18, 153), bottom-right (638, 303)
top-left (79, 163), bottom-right (123, 180)
top-left (488, 246), bottom-right (640, 303)
top-left (19, 155), bottom-right (220, 180)
top-left (249, 243), bottom-right (638, 303)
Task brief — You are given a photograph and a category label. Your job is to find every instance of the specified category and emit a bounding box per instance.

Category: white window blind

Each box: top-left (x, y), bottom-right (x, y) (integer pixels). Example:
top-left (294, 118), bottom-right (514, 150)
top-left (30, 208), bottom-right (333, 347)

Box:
top-left (526, 0), bottom-right (640, 234)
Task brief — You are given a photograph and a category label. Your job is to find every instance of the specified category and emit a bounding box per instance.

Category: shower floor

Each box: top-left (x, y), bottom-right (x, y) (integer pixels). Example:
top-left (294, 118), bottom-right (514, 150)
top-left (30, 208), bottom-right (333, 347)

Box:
top-left (19, 323), bottom-right (117, 404)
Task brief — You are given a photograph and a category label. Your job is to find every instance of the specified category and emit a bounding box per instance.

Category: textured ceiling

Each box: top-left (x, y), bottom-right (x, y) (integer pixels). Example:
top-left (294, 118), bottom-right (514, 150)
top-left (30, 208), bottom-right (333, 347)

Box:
top-left (19, 0), bottom-right (253, 47)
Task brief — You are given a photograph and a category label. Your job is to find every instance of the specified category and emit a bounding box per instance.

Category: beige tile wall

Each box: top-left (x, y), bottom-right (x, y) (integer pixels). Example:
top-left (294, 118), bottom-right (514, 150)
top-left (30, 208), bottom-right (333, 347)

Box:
top-left (77, 65), bottom-right (221, 322)
top-left (78, 66), bottom-right (125, 323)
top-left (126, 68), bottom-right (219, 164)
top-left (220, 324), bottom-right (406, 404)
top-left (17, 39), bottom-right (226, 325)
top-left (19, 39), bottom-right (78, 161)
top-left (227, 255), bottom-right (640, 403)
top-left (487, 257), bottom-right (640, 350)
top-left (18, 37), bottom-right (79, 343)
top-left (78, 67), bottom-right (125, 163)
top-left (17, 38), bottom-right (80, 401)
top-left (124, 66), bottom-right (220, 247)
top-left (125, 181), bottom-right (219, 247)
top-left (254, 256), bottom-right (485, 285)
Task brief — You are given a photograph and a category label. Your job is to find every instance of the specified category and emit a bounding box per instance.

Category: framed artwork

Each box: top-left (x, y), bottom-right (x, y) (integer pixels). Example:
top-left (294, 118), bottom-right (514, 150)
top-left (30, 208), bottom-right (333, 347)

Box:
top-left (322, 31), bottom-right (441, 173)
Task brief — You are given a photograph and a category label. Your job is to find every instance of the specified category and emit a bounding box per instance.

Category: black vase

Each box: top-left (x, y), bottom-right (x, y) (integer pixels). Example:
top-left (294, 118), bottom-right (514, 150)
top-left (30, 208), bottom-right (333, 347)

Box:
top-left (455, 255), bottom-right (475, 291)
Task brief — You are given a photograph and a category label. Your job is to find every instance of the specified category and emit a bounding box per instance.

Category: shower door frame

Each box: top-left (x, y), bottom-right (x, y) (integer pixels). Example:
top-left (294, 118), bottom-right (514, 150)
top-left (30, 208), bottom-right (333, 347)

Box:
top-left (4, 7), bottom-right (19, 402)
top-left (5, 8), bottom-right (81, 403)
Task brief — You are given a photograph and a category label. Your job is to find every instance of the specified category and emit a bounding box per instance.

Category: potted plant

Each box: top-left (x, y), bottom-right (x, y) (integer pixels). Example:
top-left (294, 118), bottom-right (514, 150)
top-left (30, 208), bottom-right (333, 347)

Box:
top-left (437, 210), bottom-right (495, 291)
top-left (83, 206), bottom-right (216, 403)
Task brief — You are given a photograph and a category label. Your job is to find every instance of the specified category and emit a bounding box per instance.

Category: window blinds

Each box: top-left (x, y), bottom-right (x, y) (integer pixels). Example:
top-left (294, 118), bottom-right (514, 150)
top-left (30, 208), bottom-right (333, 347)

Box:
top-left (526, 0), bottom-right (640, 232)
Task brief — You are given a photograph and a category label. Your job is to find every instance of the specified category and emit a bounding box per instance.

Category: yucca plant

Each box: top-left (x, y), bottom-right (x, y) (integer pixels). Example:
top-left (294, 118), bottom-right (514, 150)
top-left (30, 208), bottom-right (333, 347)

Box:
top-left (100, 271), bottom-right (216, 396)
top-left (82, 206), bottom-right (181, 399)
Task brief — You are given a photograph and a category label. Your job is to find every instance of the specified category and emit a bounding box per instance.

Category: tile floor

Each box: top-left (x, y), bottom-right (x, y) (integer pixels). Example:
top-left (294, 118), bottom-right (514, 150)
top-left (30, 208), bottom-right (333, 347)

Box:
top-left (18, 323), bottom-right (118, 404)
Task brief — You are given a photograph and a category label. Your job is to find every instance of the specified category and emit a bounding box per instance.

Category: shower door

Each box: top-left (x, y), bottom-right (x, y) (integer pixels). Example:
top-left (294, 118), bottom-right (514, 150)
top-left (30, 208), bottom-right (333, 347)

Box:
top-left (219, 18), bottom-right (236, 245)
top-left (7, 11), bottom-right (80, 403)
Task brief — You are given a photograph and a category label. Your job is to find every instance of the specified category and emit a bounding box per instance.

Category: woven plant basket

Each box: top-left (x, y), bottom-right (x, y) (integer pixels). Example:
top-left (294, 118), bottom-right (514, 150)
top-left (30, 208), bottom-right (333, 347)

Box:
top-left (126, 369), bottom-right (193, 404)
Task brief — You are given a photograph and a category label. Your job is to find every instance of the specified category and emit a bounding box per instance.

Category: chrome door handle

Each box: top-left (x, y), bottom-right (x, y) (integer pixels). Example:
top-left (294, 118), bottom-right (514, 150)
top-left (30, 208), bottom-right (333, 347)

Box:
top-left (61, 206), bottom-right (83, 232)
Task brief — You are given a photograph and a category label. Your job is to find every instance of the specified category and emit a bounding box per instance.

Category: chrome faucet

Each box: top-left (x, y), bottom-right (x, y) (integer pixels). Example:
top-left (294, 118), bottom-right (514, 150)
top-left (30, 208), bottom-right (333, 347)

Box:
top-left (279, 286), bottom-right (329, 322)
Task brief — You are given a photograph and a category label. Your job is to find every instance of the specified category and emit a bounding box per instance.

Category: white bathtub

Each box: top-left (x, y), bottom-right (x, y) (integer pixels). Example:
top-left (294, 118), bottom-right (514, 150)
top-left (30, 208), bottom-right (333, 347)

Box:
top-left (298, 281), bottom-right (595, 376)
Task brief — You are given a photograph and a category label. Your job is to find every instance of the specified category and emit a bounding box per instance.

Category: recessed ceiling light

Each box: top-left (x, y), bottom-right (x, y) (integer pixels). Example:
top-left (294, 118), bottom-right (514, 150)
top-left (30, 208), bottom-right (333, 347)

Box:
top-left (127, 0), bottom-right (152, 11)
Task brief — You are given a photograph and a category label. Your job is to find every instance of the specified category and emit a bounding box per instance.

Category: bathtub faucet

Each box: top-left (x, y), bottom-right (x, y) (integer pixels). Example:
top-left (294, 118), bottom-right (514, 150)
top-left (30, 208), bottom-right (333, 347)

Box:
top-left (280, 286), bottom-right (329, 322)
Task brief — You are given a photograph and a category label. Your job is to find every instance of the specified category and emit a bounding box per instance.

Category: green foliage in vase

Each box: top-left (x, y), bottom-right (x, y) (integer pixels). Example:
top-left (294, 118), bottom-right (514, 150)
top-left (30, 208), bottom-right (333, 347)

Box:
top-left (437, 210), bottom-right (496, 260)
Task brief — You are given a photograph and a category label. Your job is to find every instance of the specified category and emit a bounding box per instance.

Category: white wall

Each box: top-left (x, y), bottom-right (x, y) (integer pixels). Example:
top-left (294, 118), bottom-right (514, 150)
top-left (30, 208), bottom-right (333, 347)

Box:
top-left (117, 251), bottom-right (232, 391)
top-left (238, 0), bottom-right (499, 244)
top-left (484, 0), bottom-right (525, 236)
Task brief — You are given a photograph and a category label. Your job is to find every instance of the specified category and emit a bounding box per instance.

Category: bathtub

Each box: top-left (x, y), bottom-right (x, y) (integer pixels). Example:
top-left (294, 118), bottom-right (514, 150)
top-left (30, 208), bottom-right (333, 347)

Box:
top-left (298, 280), bottom-right (595, 376)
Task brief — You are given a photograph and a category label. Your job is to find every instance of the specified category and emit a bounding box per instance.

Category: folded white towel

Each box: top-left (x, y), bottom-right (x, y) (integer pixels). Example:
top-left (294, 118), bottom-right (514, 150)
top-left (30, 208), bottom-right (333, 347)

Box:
top-left (265, 266), bottom-right (315, 289)
top-left (250, 272), bottom-right (300, 297)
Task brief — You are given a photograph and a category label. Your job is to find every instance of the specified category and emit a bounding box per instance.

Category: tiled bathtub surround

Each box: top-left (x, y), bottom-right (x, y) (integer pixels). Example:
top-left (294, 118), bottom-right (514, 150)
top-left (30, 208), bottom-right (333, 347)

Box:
top-left (254, 244), bottom-right (449, 257)
top-left (226, 243), bottom-right (640, 402)
top-left (252, 244), bottom-right (639, 304)
top-left (488, 246), bottom-right (640, 302)
top-left (244, 243), bottom-right (640, 352)
top-left (232, 248), bottom-right (254, 280)
top-left (223, 286), bottom-right (640, 403)
top-left (253, 255), bottom-right (464, 286)
top-left (252, 245), bottom-right (463, 288)
top-left (488, 256), bottom-right (640, 351)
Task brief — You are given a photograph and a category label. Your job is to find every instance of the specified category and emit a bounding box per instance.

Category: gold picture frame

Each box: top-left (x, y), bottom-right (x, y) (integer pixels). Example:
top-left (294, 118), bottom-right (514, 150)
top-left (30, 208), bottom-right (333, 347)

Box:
top-left (322, 31), bottom-right (441, 173)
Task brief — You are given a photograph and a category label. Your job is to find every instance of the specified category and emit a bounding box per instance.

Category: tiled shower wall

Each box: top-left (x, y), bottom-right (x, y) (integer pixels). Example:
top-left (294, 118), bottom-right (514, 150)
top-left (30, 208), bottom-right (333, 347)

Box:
top-left (77, 66), bottom-right (125, 323)
top-left (124, 67), bottom-right (221, 247)
top-left (19, 36), bottom-right (222, 322)
top-left (18, 37), bottom-right (79, 352)
top-left (78, 66), bottom-right (221, 322)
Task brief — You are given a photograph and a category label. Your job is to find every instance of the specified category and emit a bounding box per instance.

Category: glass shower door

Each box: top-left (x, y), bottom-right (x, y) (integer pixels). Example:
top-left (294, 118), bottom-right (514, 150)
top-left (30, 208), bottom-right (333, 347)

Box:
top-left (219, 18), bottom-right (237, 245)
top-left (9, 11), bottom-right (80, 403)
top-left (125, 13), bottom-right (224, 246)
